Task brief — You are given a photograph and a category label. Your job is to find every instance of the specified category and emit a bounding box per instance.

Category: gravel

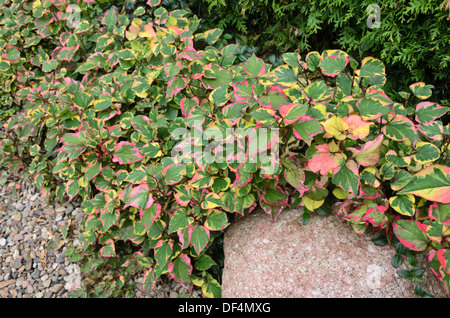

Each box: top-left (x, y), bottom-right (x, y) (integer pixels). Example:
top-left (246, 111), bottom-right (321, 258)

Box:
top-left (0, 171), bottom-right (203, 298)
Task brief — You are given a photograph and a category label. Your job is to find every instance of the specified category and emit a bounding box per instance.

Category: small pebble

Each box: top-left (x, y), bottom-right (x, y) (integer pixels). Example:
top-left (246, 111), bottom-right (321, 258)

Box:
top-left (31, 270), bottom-right (40, 279)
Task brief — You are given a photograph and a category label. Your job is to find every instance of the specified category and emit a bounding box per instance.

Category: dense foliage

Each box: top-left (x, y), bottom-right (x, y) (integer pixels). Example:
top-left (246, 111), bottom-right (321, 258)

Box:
top-left (188, 0), bottom-right (450, 102)
top-left (0, 0), bottom-right (449, 297)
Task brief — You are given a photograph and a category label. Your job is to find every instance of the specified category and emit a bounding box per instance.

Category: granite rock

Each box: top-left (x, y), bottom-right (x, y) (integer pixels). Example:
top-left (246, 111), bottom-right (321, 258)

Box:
top-left (222, 209), bottom-right (448, 298)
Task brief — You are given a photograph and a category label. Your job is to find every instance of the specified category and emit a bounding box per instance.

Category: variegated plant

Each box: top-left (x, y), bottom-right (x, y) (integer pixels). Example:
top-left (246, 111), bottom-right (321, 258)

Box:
top-left (0, 0), bottom-right (449, 297)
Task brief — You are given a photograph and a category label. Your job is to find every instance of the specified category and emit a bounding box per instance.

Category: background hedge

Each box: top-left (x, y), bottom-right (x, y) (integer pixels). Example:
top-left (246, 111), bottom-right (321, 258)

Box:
top-left (186, 0), bottom-right (450, 105)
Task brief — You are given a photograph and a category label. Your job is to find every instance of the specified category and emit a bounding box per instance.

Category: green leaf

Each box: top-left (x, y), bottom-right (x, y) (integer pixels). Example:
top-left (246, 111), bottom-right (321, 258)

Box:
top-left (331, 160), bottom-right (359, 196)
top-left (282, 52), bottom-right (300, 67)
top-left (371, 234), bottom-right (388, 246)
top-left (75, 61), bottom-right (97, 74)
top-left (104, 9), bottom-right (118, 27)
top-left (243, 54), bottom-right (265, 77)
top-left (189, 170), bottom-right (213, 189)
top-left (168, 254), bottom-right (192, 287)
top-left (194, 254), bottom-right (216, 271)
top-left (273, 65), bottom-right (298, 87)
top-left (73, 93), bottom-right (94, 109)
top-left (42, 59), bottom-right (57, 72)
top-left (121, 183), bottom-right (154, 210)
top-left (173, 184), bottom-right (193, 207)
top-left (5, 48), bottom-right (20, 60)
top-left (204, 210), bottom-right (229, 231)
top-left (385, 150), bottom-right (410, 168)
top-left (201, 193), bottom-right (224, 210)
top-left (202, 67), bottom-right (232, 89)
top-left (382, 114), bottom-right (420, 141)
top-left (147, 0), bottom-right (161, 7)
top-left (209, 85), bottom-right (229, 106)
top-left (258, 88), bottom-right (290, 109)
top-left (223, 101), bottom-right (247, 121)
top-left (168, 208), bottom-right (194, 234)
top-left (319, 54), bottom-right (348, 77)
top-left (100, 209), bottom-right (120, 232)
top-left (86, 163), bottom-right (101, 181)
top-left (154, 240), bottom-right (173, 267)
top-left (397, 165), bottom-right (450, 204)
top-left (393, 220), bottom-right (430, 252)
top-left (356, 97), bottom-right (391, 120)
top-left (100, 239), bottom-right (116, 257)
top-left (0, 60), bottom-right (12, 75)
top-left (143, 268), bottom-right (156, 293)
top-left (134, 6), bottom-right (146, 16)
top-left (279, 103), bottom-right (308, 124)
top-left (250, 108), bottom-right (276, 127)
top-left (389, 194), bottom-right (415, 217)
top-left (147, 219), bottom-right (166, 240)
top-left (196, 28), bottom-right (223, 45)
top-left (142, 143), bottom-right (161, 158)
top-left (283, 160), bottom-right (306, 192)
top-left (66, 179), bottom-right (80, 201)
top-left (409, 82), bottom-right (433, 100)
top-left (415, 102), bottom-right (448, 124)
top-left (113, 142), bottom-right (144, 165)
top-left (303, 81), bottom-right (328, 101)
top-left (166, 77), bottom-right (187, 99)
top-left (302, 210), bottom-right (311, 225)
top-left (60, 223), bottom-right (69, 240)
top-left (202, 278), bottom-right (221, 298)
top-left (380, 162), bottom-right (395, 180)
top-left (306, 51), bottom-right (321, 71)
top-left (414, 142), bottom-right (440, 164)
top-left (396, 269), bottom-right (415, 279)
top-left (264, 188), bottom-right (287, 204)
top-left (163, 164), bottom-right (186, 185)
top-left (392, 254), bottom-right (402, 268)
top-left (429, 203), bottom-right (450, 223)
top-left (390, 170), bottom-right (413, 192)
top-left (336, 72), bottom-right (352, 95)
top-left (133, 221), bottom-right (146, 236)
top-left (211, 177), bottom-right (231, 193)
top-left (190, 225), bottom-right (210, 255)
top-left (359, 57), bottom-right (385, 77)
top-left (141, 204), bottom-right (161, 231)
top-left (292, 117), bottom-right (324, 145)
top-left (125, 168), bottom-right (147, 184)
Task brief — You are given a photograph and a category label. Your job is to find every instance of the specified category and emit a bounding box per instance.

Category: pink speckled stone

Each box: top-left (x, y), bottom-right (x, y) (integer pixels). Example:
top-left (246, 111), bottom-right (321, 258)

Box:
top-left (222, 209), bottom-right (447, 298)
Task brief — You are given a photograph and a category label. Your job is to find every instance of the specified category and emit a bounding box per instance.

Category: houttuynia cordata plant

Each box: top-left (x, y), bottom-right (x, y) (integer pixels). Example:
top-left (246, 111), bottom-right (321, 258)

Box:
top-left (0, 0), bottom-right (449, 297)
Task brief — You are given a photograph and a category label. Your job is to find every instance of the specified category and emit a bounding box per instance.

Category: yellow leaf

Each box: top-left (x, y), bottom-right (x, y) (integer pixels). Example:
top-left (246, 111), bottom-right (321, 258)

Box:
top-left (302, 196), bottom-right (324, 211)
top-left (333, 187), bottom-right (349, 200)
top-left (191, 276), bottom-right (205, 287)
top-left (201, 193), bottom-right (221, 209)
top-left (258, 72), bottom-right (278, 86)
top-left (322, 115), bottom-right (349, 140)
top-left (310, 103), bottom-right (326, 120)
top-left (79, 175), bottom-right (88, 188)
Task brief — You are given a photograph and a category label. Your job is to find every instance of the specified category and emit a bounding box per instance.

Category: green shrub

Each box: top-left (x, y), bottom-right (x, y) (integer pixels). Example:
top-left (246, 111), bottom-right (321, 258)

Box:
top-left (188, 0), bottom-right (450, 102)
top-left (1, 0), bottom-right (450, 298)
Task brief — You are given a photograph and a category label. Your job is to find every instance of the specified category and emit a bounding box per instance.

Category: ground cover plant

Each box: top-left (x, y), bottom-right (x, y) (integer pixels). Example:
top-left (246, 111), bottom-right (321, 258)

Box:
top-left (0, 0), bottom-right (449, 297)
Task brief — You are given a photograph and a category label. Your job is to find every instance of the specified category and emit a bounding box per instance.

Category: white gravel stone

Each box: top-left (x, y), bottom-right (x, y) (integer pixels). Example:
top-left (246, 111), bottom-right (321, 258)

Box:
top-left (30, 193), bottom-right (39, 202)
